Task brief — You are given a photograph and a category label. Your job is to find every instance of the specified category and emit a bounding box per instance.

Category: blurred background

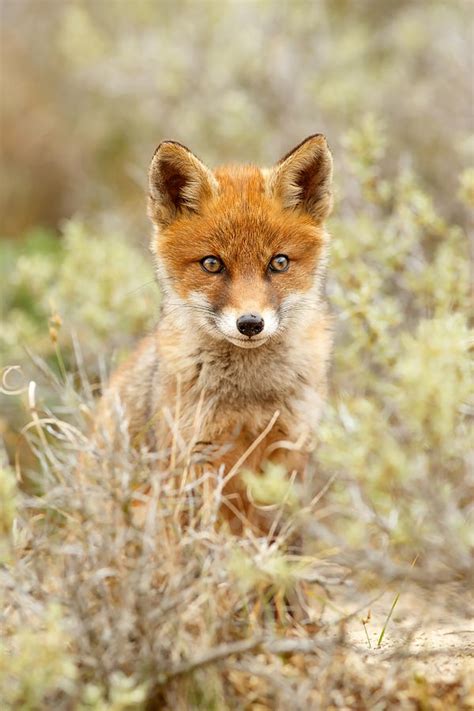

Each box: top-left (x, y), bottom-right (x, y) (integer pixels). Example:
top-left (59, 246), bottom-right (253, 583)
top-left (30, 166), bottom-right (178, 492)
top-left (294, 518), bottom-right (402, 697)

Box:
top-left (1, 0), bottom-right (472, 499)
top-left (1, 0), bottom-right (472, 237)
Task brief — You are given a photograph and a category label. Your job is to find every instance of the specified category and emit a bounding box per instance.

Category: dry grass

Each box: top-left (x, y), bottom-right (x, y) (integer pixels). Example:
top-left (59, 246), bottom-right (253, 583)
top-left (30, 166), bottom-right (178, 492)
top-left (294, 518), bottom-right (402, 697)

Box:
top-left (1, 350), bottom-right (472, 710)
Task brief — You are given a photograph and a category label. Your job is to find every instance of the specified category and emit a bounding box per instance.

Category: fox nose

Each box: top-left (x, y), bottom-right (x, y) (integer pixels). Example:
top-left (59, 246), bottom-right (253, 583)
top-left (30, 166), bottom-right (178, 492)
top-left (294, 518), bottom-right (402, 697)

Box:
top-left (236, 313), bottom-right (265, 338)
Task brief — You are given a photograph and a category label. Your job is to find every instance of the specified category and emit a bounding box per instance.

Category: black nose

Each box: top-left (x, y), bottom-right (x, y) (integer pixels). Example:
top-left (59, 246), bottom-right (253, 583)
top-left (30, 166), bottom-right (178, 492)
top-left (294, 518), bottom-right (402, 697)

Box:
top-left (236, 313), bottom-right (265, 337)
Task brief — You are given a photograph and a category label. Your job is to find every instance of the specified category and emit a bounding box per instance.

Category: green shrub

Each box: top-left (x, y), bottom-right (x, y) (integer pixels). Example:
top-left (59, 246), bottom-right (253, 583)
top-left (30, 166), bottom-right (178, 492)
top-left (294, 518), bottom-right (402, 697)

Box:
top-left (1, 220), bottom-right (155, 368)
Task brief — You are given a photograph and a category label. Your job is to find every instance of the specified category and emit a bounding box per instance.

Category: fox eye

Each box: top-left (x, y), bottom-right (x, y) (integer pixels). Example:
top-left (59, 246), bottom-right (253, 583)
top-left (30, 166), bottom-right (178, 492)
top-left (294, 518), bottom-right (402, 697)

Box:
top-left (200, 255), bottom-right (224, 273)
top-left (269, 254), bottom-right (290, 273)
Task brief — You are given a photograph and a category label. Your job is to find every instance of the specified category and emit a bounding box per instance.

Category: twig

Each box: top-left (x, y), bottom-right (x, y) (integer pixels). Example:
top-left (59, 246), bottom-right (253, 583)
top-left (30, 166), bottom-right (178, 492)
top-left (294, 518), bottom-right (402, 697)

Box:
top-left (221, 410), bottom-right (280, 488)
top-left (157, 635), bottom-right (265, 682)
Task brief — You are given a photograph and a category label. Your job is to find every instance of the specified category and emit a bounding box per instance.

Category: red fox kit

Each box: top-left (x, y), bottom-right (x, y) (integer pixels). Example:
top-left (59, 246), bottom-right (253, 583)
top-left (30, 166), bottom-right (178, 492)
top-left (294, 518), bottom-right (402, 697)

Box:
top-left (97, 135), bottom-right (333, 533)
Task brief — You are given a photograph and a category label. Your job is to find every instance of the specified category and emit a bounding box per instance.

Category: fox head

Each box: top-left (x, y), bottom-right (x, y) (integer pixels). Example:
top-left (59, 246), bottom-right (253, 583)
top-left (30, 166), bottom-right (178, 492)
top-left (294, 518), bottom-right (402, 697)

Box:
top-left (148, 136), bottom-right (333, 349)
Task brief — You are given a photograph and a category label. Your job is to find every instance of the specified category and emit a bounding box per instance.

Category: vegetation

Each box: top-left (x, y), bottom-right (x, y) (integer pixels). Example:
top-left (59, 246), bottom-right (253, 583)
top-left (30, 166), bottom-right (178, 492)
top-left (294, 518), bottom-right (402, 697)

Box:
top-left (1, 1), bottom-right (472, 709)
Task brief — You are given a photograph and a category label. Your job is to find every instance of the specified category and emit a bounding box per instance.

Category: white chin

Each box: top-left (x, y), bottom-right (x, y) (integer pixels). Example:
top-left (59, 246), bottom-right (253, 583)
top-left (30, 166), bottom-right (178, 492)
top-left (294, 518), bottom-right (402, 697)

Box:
top-left (226, 336), bottom-right (268, 349)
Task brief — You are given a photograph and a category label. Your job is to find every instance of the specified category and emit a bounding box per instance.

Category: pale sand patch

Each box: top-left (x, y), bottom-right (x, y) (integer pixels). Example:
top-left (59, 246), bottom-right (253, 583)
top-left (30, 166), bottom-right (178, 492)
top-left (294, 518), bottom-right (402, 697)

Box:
top-left (326, 588), bottom-right (474, 682)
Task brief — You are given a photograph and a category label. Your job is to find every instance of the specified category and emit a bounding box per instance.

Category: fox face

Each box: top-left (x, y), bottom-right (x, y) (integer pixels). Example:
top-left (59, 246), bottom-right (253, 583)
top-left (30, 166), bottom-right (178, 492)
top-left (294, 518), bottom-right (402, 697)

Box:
top-left (148, 136), bottom-right (333, 349)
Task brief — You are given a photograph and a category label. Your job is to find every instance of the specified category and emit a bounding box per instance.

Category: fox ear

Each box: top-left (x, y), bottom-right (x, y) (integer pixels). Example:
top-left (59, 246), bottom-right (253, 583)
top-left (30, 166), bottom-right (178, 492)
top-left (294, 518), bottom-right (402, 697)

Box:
top-left (148, 141), bottom-right (217, 226)
top-left (268, 134), bottom-right (333, 222)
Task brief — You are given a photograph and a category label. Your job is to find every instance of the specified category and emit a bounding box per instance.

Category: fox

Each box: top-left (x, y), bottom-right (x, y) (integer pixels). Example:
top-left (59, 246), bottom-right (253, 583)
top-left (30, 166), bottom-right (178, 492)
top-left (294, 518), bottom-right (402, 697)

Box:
top-left (95, 135), bottom-right (334, 534)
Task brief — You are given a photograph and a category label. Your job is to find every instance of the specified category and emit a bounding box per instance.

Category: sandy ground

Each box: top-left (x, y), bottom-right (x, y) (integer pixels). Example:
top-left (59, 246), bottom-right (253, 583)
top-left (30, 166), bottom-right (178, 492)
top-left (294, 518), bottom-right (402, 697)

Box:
top-left (327, 588), bottom-right (474, 683)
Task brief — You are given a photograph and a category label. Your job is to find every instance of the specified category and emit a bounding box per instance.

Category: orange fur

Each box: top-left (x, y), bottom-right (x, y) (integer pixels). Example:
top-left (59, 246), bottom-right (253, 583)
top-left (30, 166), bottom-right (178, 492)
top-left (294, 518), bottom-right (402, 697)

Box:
top-left (95, 135), bottom-right (334, 534)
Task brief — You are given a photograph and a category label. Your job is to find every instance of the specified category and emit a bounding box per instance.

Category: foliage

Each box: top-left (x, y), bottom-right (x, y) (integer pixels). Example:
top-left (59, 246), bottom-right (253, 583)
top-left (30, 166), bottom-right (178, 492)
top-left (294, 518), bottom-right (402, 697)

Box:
top-left (315, 120), bottom-right (472, 552)
top-left (1, 220), bottom-right (155, 366)
top-left (0, 604), bottom-right (77, 710)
